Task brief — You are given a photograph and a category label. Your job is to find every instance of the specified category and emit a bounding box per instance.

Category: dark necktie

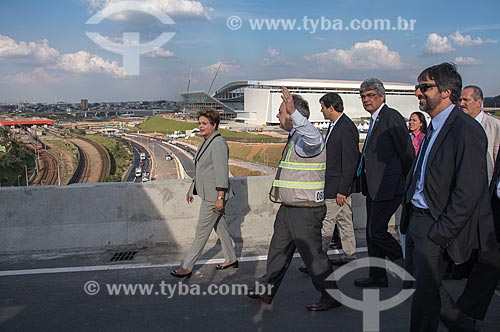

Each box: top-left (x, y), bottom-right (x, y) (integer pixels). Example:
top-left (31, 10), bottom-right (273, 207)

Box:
top-left (356, 117), bottom-right (375, 177)
top-left (325, 122), bottom-right (333, 141)
top-left (405, 123), bottom-right (434, 203)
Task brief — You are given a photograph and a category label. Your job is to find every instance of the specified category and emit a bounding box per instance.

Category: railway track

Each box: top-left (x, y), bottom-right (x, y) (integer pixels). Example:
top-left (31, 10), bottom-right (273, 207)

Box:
top-left (34, 150), bottom-right (60, 185)
top-left (69, 136), bottom-right (111, 184)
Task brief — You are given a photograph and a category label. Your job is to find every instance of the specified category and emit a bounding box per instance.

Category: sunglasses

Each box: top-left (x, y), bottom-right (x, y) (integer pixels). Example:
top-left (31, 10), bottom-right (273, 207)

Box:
top-left (415, 83), bottom-right (437, 93)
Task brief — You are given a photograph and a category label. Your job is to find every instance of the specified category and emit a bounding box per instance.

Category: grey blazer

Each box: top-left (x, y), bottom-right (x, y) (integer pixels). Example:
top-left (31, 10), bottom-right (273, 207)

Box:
top-left (481, 113), bottom-right (500, 183)
top-left (191, 131), bottom-right (233, 202)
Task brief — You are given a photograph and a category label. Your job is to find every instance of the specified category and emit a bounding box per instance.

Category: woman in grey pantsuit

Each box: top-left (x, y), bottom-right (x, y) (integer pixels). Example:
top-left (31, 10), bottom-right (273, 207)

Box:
top-left (171, 109), bottom-right (238, 278)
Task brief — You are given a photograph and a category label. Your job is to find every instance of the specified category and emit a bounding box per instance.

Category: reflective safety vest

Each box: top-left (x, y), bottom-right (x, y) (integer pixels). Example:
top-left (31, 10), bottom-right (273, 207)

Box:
top-left (269, 133), bottom-right (326, 206)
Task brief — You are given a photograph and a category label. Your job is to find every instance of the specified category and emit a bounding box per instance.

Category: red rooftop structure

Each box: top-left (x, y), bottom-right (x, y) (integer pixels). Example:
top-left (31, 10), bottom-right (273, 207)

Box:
top-left (0, 118), bottom-right (55, 126)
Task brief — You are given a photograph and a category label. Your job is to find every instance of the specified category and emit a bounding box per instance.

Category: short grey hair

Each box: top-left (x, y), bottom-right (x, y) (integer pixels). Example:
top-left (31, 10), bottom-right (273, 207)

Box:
top-left (463, 85), bottom-right (483, 101)
top-left (292, 94), bottom-right (310, 119)
top-left (360, 78), bottom-right (386, 96)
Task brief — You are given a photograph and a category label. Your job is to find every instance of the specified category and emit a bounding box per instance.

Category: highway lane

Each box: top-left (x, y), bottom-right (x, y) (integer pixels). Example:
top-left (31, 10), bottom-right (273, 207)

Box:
top-left (132, 137), bottom-right (181, 180)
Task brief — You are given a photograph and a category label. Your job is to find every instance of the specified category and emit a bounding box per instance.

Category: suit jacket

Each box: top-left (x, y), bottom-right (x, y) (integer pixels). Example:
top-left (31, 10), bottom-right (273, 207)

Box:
top-left (489, 153), bottom-right (500, 242)
top-left (360, 104), bottom-right (415, 201)
top-left (191, 131), bottom-right (233, 202)
top-left (401, 106), bottom-right (498, 263)
top-left (324, 113), bottom-right (360, 198)
top-left (481, 113), bottom-right (500, 183)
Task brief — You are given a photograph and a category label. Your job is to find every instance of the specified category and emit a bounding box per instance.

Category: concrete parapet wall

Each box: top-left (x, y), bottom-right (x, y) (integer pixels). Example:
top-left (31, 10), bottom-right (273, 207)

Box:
top-left (0, 176), bottom-right (398, 254)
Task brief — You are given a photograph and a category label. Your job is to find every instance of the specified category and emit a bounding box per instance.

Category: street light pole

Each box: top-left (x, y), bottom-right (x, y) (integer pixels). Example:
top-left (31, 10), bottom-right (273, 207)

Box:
top-left (35, 146), bottom-right (39, 174)
top-left (24, 165), bottom-right (28, 186)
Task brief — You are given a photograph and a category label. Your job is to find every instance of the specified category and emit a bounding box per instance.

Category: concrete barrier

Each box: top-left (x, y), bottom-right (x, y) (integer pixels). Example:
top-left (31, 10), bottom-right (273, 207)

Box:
top-left (0, 176), bottom-right (399, 254)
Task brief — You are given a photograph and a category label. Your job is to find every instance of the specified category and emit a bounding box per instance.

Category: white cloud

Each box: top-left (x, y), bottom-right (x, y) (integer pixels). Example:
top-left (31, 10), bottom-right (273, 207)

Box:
top-left (261, 48), bottom-right (290, 66)
top-left (304, 40), bottom-right (403, 70)
top-left (0, 35), bottom-right (60, 63)
top-left (86, 0), bottom-right (211, 20)
top-left (423, 33), bottom-right (455, 54)
top-left (0, 34), bottom-right (125, 78)
top-left (454, 56), bottom-right (481, 65)
top-left (145, 47), bottom-right (174, 58)
top-left (201, 61), bottom-right (240, 75)
top-left (449, 31), bottom-right (497, 46)
top-left (57, 51), bottom-right (125, 77)
top-left (0, 68), bottom-right (62, 84)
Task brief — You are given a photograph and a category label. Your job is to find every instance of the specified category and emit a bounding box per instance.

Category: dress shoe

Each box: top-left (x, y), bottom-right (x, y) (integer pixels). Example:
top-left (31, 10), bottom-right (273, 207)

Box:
top-left (247, 289), bottom-right (272, 304)
top-left (330, 255), bottom-right (356, 266)
top-left (170, 269), bottom-right (192, 278)
top-left (298, 266), bottom-right (309, 274)
top-left (215, 260), bottom-right (238, 270)
top-left (306, 300), bottom-right (342, 311)
top-left (354, 276), bottom-right (388, 288)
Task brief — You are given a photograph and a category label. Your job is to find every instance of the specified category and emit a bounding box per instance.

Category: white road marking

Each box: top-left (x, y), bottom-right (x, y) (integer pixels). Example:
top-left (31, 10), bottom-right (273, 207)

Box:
top-left (0, 247), bottom-right (368, 277)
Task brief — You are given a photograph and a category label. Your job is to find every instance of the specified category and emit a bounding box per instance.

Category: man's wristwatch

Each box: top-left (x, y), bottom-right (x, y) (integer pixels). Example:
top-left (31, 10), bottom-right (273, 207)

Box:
top-left (217, 195), bottom-right (224, 200)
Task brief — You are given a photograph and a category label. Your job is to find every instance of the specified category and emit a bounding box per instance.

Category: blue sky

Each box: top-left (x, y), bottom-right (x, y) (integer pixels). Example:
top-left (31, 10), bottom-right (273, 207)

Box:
top-left (1, 0), bottom-right (500, 103)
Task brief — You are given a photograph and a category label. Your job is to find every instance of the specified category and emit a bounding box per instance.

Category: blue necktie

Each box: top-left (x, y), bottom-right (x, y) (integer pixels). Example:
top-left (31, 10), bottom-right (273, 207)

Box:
top-left (405, 123), bottom-right (434, 203)
top-left (356, 117), bottom-right (375, 177)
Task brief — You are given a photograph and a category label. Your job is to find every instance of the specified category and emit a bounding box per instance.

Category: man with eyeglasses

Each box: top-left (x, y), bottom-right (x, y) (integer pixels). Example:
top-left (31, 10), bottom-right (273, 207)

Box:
top-left (400, 62), bottom-right (500, 332)
top-left (354, 78), bottom-right (415, 288)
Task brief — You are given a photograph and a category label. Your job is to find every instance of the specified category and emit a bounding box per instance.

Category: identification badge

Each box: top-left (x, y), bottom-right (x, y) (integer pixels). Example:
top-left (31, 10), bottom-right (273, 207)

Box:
top-left (315, 190), bottom-right (324, 202)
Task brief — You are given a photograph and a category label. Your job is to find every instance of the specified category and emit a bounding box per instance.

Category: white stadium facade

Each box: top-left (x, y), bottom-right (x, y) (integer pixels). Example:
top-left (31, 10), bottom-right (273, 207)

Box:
top-left (181, 78), bottom-right (419, 126)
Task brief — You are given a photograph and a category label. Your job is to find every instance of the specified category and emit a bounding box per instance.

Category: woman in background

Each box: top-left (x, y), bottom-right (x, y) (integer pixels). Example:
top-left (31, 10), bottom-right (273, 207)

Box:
top-left (408, 111), bottom-right (427, 155)
top-left (398, 111), bottom-right (427, 259)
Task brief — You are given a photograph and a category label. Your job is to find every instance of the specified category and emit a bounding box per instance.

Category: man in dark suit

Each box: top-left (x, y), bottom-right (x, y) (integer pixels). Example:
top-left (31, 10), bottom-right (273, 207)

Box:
top-left (401, 62), bottom-right (500, 332)
top-left (490, 154), bottom-right (500, 240)
top-left (320, 92), bottom-right (360, 264)
top-left (354, 78), bottom-right (415, 288)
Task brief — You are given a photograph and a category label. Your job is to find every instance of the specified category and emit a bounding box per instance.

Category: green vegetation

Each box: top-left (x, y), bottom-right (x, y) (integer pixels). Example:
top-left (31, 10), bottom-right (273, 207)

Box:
top-left (218, 128), bottom-right (283, 143)
top-left (0, 127), bottom-right (34, 186)
top-left (138, 117), bottom-right (197, 134)
top-left (70, 128), bottom-right (86, 135)
top-left (86, 135), bottom-right (133, 182)
top-left (139, 116), bottom-right (283, 143)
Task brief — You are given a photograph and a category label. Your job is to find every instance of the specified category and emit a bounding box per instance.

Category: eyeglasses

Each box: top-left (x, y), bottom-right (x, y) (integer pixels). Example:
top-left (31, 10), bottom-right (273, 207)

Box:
top-left (415, 83), bottom-right (437, 93)
top-left (360, 93), bottom-right (378, 100)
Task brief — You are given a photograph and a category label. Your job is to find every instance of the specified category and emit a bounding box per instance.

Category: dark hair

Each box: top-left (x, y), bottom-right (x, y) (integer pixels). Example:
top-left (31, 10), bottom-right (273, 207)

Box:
top-left (197, 108), bottom-right (220, 130)
top-left (292, 94), bottom-right (310, 119)
top-left (320, 92), bottom-right (344, 113)
top-left (463, 85), bottom-right (483, 101)
top-left (418, 62), bottom-right (462, 104)
top-left (409, 111), bottom-right (428, 134)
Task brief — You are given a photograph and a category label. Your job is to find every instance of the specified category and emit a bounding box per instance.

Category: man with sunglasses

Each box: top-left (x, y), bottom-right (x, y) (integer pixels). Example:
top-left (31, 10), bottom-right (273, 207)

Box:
top-left (354, 78), bottom-right (415, 288)
top-left (400, 62), bottom-right (500, 332)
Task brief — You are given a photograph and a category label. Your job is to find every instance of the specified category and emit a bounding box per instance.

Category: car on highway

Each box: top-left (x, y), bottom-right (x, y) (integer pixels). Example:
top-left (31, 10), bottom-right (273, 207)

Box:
top-left (135, 167), bottom-right (142, 177)
top-left (165, 154), bottom-right (172, 161)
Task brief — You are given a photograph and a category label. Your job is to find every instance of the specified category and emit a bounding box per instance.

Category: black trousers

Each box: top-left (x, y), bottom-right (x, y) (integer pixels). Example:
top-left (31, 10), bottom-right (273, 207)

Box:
top-left (365, 195), bottom-right (403, 279)
top-left (457, 247), bottom-right (500, 320)
top-left (260, 204), bottom-right (336, 304)
top-left (406, 209), bottom-right (480, 332)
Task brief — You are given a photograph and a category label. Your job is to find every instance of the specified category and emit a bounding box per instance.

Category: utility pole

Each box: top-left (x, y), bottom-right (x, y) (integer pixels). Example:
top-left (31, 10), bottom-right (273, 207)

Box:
top-left (24, 164), bottom-right (28, 186)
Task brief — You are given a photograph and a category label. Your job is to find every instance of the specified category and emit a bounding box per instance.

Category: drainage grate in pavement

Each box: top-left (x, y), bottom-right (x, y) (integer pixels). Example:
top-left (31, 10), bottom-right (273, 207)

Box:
top-left (110, 251), bottom-right (138, 262)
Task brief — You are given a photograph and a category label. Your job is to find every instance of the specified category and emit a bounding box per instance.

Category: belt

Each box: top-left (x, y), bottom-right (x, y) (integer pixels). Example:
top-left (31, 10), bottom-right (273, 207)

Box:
top-left (412, 205), bottom-right (431, 215)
